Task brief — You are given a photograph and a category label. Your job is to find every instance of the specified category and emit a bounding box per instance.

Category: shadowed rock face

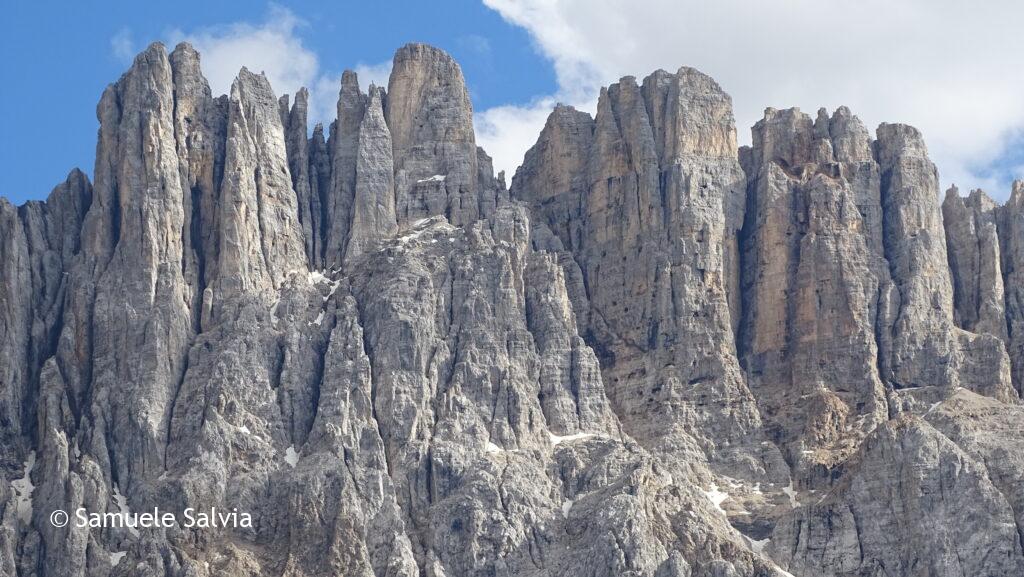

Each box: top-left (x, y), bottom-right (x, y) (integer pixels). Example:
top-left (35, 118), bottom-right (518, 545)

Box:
top-left (1, 41), bottom-right (1022, 577)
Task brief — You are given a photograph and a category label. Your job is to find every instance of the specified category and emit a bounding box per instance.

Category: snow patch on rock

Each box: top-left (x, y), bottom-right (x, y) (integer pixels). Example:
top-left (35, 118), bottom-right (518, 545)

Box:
top-left (112, 485), bottom-right (140, 537)
top-left (703, 483), bottom-right (729, 515)
top-left (284, 446), bottom-right (300, 468)
top-left (782, 481), bottom-right (800, 508)
top-left (747, 535), bottom-right (770, 554)
top-left (109, 551), bottom-right (127, 566)
top-left (11, 451), bottom-right (35, 523)
top-left (561, 499), bottom-right (574, 516)
top-left (548, 431), bottom-right (596, 446)
top-left (310, 310), bottom-right (325, 326)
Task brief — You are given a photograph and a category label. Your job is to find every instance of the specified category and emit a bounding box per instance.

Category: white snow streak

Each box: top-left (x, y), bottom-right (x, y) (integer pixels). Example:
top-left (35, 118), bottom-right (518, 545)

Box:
top-left (747, 536), bottom-right (770, 554)
top-left (548, 431), bottom-right (595, 445)
top-left (284, 446), bottom-right (300, 468)
top-left (703, 483), bottom-right (729, 515)
top-left (561, 499), bottom-right (574, 516)
top-left (782, 481), bottom-right (800, 508)
top-left (112, 485), bottom-right (140, 537)
top-left (11, 452), bottom-right (36, 523)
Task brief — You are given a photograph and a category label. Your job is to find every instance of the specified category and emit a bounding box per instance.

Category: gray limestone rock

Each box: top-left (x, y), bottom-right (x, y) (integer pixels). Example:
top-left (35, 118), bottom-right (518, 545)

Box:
top-left (942, 186), bottom-right (1006, 339)
top-left (212, 66), bottom-right (307, 301)
top-left (324, 70), bottom-right (366, 269)
top-left (771, 414), bottom-right (1024, 577)
top-left (282, 88), bottom-right (322, 268)
top-left (345, 85), bottom-right (397, 264)
top-left (996, 179), bottom-right (1024, 395)
top-left (514, 69), bottom-right (786, 487)
top-left (740, 107), bottom-right (890, 482)
top-left (2, 40), bottom-right (1023, 577)
top-left (876, 124), bottom-right (1013, 400)
top-left (387, 44), bottom-right (493, 227)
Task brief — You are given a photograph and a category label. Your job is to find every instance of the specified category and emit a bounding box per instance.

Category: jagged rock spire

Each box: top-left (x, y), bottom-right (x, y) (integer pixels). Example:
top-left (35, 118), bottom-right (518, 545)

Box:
top-left (741, 106), bottom-right (891, 466)
top-left (212, 67), bottom-right (306, 300)
top-left (942, 186), bottom-right (1006, 339)
top-left (387, 43), bottom-right (492, 226)
top-left (345, 84), bottom-right (397, 262)
top-left (323, 69), bottom-right (365, 268)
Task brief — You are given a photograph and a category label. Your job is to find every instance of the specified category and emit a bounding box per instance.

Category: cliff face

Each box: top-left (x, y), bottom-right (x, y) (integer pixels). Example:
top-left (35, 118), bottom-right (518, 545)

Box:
top-left (1, 42), bottom-right (1022, 577)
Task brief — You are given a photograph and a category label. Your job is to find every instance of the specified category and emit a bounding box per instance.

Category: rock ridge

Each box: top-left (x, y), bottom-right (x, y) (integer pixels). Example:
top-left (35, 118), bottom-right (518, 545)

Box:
top-left (1, 40), bottom-right (1022, 577)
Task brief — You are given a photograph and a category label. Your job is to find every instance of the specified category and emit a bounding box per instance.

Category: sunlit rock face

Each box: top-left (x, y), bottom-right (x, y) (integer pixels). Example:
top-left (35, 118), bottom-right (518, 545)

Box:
top-left (1, 41), bottom-right (1022, 577)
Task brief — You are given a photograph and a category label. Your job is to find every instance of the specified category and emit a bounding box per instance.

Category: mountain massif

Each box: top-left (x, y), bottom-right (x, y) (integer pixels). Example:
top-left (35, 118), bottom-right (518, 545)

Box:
top-left (1, 41), bottom-right (1022, 577)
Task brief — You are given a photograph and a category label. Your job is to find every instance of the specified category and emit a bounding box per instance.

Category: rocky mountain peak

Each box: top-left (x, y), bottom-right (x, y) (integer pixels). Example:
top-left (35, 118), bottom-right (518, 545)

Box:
top-left (387, 42), bottom-right (488, 227)
top-left (2, 41), bottom-right (1023, 577)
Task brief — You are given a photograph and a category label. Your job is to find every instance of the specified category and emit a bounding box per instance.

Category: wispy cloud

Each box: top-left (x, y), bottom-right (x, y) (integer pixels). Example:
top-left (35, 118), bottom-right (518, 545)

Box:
top-left (459, 34), bottom-right (492, 56)
top-left (110, 27), bottom-right (135, 63)
top-left (483, 0), bottom-right (1024, 197)
top-left (473, 89), bottom-right (596, 184)
top-left (969, 131), bottom-right (1024, 193)
top-left (167, 5), bottom-right (315, 99)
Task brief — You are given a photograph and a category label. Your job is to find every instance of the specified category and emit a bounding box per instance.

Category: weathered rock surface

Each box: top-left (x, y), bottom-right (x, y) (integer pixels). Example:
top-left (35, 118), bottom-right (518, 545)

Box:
top-left (995, 180), bottom-right (1024, 396)
top-left (514, 70), bottom-right (785, 492)
top-left (943, 187), bottom-right (1006, 339)
top-left (387, 44), bottom-right (496, 227)
top-left (345, 85), bottom-right (397, 263)
top-left (2, 40), bottom-right (1023, 577)
top-left (876, 125), bottom-right (1014, 402)
top-left (0, 169), bottom-right (91, 473)
top-left (740, 107), bottom-right (891, 481)
top-left (771, 411), bottom-right (1024, 577)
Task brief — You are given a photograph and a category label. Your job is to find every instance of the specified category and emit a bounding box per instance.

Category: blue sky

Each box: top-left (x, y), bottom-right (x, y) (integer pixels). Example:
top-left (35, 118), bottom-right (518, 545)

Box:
top-left (2, 1), bottom-right (1022, 206)
top-left (0, 0), bottom-right (554, 204)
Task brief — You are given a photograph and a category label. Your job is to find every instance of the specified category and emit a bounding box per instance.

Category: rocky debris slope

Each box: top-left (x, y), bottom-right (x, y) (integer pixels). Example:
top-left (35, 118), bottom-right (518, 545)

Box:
top-left (1, 41), bottom-right (1022, 577)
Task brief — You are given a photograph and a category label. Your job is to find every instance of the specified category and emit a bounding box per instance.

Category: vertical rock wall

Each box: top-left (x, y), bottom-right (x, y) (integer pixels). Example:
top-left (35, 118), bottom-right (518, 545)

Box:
top-left (2, 39), bottom-right (1023, 577)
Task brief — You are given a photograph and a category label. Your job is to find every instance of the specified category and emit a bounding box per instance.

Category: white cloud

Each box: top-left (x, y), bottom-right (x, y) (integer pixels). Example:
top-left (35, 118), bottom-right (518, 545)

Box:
top-left (169, 6), bottom-right (316, 101)
top-left (307, 74), bottom-right (340, 130)
top-left (110, 27), bottom-right (135, 63)
top-left (482, 0), bottom-right (1024, 197)
top-left (476, 96), bottom-right (576, 181)
top-left (353, 61), bottom-right (393, 92)
top-left (167, 5), bottom-right (340, 131)
top-left (164, 8), bottom-right (398, 138)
